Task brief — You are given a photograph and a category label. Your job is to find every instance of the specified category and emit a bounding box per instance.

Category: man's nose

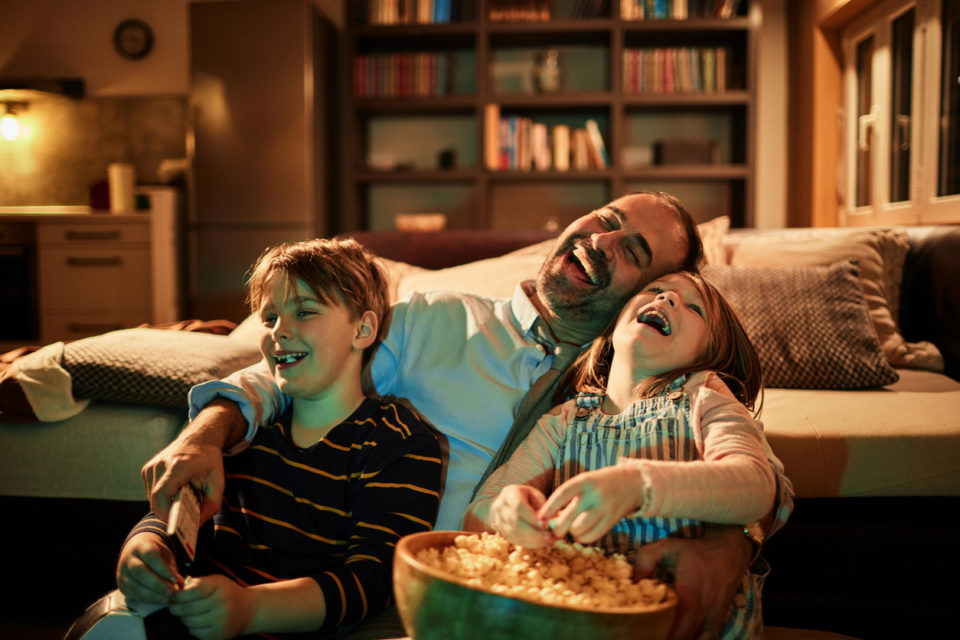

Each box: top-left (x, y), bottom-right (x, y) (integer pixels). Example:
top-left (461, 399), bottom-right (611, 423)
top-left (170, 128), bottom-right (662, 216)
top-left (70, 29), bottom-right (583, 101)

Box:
top-left (590, 229), bottom-right (621, 256)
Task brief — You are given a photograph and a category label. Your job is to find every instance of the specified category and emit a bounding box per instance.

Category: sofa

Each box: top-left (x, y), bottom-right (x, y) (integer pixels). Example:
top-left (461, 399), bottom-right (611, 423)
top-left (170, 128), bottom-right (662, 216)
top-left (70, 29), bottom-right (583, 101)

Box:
top-left (1, 220), bottom-right (958, 637)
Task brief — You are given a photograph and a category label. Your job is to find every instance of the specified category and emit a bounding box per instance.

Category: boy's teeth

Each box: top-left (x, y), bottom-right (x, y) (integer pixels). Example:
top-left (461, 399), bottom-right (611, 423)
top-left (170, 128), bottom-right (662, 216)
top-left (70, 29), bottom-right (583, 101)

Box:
top-left (274, 352), bottom-right (306, 364)
top-left (572, 245), bottom-right (600, 285)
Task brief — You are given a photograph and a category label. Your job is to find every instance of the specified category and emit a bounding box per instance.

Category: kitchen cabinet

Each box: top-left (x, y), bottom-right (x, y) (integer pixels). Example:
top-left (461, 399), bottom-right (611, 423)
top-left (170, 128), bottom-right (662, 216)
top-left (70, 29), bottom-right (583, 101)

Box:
top-left (36, 219), bottom-right (152, 343)
top-left (0, 191), bottom-right (183, 351)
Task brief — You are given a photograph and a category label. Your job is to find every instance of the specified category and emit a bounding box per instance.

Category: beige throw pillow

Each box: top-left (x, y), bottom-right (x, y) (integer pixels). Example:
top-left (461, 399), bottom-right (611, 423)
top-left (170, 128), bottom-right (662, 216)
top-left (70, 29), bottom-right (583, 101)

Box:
top-left (719, 227), bottom-right (943, 371)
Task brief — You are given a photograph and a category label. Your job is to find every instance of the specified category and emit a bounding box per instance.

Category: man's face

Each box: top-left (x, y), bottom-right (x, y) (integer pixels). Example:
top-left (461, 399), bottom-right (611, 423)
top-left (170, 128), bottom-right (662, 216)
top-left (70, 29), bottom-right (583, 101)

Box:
top-left (536, 194), bottom-right (688, 328)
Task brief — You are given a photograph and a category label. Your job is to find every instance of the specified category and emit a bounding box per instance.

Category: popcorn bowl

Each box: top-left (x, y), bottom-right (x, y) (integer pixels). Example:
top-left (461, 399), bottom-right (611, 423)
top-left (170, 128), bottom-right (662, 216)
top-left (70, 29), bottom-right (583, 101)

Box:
top-left (393, 531), bottom-right (678, 640)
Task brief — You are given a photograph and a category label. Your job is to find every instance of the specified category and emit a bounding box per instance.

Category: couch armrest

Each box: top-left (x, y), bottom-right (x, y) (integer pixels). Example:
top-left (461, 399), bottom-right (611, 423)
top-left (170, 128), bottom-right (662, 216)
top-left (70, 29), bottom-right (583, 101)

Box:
top-left (900, 225), bottom-right (960, 380)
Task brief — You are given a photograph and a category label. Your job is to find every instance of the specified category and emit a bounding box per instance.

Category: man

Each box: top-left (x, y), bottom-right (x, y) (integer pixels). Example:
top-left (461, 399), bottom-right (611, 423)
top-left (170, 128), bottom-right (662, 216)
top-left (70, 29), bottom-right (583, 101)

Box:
top-left (143, 192), bottom-right (792, 640)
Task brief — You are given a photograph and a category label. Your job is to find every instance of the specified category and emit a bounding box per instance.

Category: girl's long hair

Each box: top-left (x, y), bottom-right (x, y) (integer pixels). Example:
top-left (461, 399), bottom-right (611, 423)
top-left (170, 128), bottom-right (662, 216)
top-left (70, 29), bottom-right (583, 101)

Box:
top-left (565, 271), bottom-right (763, 415)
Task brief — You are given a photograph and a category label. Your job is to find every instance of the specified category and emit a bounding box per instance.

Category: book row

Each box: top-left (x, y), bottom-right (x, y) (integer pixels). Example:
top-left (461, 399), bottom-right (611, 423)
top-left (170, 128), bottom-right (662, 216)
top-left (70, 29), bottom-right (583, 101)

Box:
top-left (352, 0), bottom-right (465, 25)
top-left (483, 105), bottom-right (610, 172)
top-left (622, 47), bottom-right (728, 95)
top-left (621, 0), bottom-right (743, 19)
top-left (353, 53), bottom-right (455, 98)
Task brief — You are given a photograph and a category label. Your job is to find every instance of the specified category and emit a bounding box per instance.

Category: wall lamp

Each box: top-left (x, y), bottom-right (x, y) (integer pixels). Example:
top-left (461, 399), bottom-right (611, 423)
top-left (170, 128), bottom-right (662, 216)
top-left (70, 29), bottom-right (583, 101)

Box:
top-left (1, 101), bottom-right (28, 141)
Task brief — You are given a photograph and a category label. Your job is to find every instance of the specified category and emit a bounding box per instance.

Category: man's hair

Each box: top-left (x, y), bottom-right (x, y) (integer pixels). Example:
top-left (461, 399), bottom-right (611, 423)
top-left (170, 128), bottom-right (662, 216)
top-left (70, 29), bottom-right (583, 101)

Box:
top-left (570, 271), bottom-right (763, 414)
top-left (245, 237), bottom-right (390, 354)
top-left (634, 190), bottom-right (704, 273)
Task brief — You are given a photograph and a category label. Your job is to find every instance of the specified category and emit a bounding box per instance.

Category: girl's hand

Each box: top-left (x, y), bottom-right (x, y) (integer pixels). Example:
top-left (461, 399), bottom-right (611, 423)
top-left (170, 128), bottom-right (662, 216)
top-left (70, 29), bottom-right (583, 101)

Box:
top-left (538, 466), bottom-right (644, 544)
top-left (116, 532), bottom-right (182, 605)
top-left (490, 484), bottom-right (554, 548)
top-left (169, 575), bottom-right (253, 640)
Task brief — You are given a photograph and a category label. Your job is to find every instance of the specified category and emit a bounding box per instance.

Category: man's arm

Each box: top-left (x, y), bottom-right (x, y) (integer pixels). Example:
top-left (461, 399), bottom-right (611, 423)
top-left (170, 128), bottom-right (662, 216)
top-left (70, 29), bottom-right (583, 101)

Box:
top-left (141, 398), bottom-right (245, 522)
top-left (634, 524), bottom-right (752, 640)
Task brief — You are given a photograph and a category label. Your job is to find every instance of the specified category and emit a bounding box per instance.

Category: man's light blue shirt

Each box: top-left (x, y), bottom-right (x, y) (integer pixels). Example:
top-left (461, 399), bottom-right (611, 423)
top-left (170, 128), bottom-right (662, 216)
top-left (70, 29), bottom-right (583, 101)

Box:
top-left (190, 283), bottom-right (558, 530)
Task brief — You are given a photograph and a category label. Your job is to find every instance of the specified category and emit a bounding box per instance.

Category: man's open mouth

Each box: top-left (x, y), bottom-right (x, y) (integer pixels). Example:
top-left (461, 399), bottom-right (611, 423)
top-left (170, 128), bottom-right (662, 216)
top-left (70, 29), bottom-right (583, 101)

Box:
top-left (638, 308), bottom-right (671, 336)
top-left (570, 244), bottom-right (603, 286)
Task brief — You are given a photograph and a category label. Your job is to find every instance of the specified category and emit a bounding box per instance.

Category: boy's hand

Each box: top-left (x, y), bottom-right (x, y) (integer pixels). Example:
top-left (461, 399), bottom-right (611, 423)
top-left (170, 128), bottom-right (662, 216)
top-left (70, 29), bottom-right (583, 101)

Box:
top-left (490, 484), bottom-right (554, 548)
top-left (116, 532), bottom-right (182, 605)
top-left (170, 575), bottom-right (253, 640)
top-left (537, 466), bottom-right (644, 544)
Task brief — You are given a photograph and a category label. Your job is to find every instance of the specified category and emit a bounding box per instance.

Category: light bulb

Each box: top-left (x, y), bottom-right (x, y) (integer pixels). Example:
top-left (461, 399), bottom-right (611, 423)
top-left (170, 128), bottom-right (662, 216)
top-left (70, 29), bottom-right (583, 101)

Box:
top-left (1, 113), bottom-right (19, 141)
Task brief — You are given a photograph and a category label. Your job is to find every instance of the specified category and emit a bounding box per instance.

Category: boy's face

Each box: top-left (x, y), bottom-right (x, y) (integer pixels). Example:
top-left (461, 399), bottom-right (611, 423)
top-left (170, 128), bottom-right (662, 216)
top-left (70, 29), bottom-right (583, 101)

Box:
top-left (612, 273), bottom-right (709, 378)
top-left (257, 273), bottom-right (365, 401)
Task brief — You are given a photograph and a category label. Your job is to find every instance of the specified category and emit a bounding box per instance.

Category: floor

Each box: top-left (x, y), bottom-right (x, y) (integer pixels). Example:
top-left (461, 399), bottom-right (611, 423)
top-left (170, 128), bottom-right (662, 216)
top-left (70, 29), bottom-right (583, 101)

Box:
top-left (0, 618), bottom-right (76, 640)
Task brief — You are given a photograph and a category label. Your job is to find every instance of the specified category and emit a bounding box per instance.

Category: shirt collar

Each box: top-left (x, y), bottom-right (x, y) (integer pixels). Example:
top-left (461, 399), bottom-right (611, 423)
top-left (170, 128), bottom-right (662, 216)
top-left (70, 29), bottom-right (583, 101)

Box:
top-left (512, 281), bottom-right (542, 336)
top-left (513, 281), bottom-right (594, 351)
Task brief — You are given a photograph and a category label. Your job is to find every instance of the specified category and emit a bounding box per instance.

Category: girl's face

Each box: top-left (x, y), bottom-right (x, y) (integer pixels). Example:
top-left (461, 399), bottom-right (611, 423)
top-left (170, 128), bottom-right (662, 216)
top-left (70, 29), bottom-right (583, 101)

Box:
top-left (611, 273), bottom-right (710, 378)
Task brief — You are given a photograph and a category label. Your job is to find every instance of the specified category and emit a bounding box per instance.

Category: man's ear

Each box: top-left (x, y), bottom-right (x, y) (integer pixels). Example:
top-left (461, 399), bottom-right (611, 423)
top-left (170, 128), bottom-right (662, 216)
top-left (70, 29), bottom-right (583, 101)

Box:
top-left (353, 310), bottom-right (379, 350)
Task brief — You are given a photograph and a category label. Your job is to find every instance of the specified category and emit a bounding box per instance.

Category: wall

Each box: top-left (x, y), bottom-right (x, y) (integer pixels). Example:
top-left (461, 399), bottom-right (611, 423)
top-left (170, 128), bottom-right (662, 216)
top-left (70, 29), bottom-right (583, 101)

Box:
top-left (0, 0), bottom-right (342, 96)
top-left (787, 0), bottom-right (881, 227)
top-left (0, 0), bottom-right (342, 207)
top-left (755, 0), bottom-right (788, 228)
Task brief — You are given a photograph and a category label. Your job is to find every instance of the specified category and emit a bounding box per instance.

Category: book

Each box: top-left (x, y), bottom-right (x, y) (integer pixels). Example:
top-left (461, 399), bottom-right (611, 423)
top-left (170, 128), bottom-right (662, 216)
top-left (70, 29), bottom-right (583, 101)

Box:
top-left (532, 122), bottom-right (550, 171)
top-left (584, 119), bottom-right (609, 168)
top-left (572, 128), bottom-right (590, 170)
top-left (484, 103), bottom-right (501, 170)
top-left (552, 124), bottom-right (570, 171)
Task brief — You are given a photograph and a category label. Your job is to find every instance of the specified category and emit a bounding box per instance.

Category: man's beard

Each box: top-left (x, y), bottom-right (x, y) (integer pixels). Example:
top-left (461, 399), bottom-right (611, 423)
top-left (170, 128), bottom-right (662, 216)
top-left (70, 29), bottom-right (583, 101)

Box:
top-left (536, 236), bottom-right (625, 325)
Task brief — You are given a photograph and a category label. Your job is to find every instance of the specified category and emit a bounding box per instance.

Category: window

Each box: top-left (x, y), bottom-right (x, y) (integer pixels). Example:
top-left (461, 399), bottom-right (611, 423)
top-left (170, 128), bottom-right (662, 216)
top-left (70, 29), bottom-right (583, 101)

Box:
top-left (842, 0), bottom-right (960, 224)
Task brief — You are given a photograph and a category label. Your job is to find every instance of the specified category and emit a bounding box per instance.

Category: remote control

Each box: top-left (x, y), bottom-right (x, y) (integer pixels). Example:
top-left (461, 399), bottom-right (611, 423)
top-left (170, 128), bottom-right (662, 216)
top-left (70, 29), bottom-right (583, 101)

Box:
top-left (167, 485), bottom-right (201, 566)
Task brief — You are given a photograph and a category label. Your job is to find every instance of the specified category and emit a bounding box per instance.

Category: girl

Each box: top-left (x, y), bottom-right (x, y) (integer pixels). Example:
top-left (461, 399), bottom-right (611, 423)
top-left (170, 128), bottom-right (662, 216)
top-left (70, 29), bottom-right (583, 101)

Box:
top-left (464, 271), bottom-right (776, 640)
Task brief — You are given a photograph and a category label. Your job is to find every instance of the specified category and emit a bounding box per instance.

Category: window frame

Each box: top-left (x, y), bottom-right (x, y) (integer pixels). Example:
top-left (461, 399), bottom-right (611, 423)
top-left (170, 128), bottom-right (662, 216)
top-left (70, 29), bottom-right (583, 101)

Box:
top-left (841, 0), bottom-right (960, 225)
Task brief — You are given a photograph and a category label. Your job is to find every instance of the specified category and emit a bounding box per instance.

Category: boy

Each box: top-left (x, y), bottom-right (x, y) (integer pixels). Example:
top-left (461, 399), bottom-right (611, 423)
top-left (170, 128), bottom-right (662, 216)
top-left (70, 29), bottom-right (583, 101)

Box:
top-left (70, 238), bottom-right (442, 639)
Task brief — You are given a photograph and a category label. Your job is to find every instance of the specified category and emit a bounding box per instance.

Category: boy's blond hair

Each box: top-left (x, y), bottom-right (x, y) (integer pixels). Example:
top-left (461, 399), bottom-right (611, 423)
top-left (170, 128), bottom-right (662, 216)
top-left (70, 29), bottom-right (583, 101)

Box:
top-left (245, 238), bottom-right (390, 356)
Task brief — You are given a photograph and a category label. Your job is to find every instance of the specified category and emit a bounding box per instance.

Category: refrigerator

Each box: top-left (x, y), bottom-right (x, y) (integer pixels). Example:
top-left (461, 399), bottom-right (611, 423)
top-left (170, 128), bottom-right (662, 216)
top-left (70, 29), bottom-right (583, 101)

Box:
top-left (188, 0), bottom-right (338, 321)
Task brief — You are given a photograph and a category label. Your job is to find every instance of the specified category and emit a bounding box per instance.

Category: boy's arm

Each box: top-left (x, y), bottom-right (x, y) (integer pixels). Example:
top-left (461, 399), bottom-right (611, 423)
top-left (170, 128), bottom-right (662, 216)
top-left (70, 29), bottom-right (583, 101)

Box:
top-left (171, 575), bottom-right (327, 637)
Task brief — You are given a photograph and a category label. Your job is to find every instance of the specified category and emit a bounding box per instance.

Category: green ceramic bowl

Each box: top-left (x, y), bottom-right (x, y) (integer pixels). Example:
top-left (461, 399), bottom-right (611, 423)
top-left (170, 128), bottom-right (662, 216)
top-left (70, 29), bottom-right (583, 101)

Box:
top-left (393, 531), bottom-right (677, 640)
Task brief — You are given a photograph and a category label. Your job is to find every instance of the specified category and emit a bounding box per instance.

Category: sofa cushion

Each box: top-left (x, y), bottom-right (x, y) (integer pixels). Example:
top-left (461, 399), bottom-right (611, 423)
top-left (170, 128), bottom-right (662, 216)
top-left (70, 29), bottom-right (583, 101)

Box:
top-left (718, 227), bottom-right (942, 372)
top-left (395, 216), bottom-right (731, 299)
top-left (762, 369), bottom-right (960, 498)
top-left (396, 237), bottom-right (554, 300)
top-left (62, 328), bottom-right (262, 408)
top-left (703, 261), bottom-right (899, 389)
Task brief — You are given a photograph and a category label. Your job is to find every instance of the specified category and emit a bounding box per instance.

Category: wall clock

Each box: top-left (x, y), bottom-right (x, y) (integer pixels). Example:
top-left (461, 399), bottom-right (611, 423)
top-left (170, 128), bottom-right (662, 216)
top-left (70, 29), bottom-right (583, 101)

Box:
top-left (113, 19), bottom-right (154, 60)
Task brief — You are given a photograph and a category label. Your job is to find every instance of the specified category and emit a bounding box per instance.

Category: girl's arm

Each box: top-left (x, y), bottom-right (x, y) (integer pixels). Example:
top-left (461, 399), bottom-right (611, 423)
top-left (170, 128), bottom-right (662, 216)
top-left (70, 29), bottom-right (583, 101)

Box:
top-left (624, 372), bottom-right (776, 524)
top-left (463, 400), bottom-right (574, 531)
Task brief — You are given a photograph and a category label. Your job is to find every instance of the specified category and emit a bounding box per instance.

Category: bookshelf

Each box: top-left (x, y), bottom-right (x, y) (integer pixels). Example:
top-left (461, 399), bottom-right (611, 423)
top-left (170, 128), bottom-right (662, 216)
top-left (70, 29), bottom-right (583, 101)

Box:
top-left (343, 0), bottom-right (756, 232)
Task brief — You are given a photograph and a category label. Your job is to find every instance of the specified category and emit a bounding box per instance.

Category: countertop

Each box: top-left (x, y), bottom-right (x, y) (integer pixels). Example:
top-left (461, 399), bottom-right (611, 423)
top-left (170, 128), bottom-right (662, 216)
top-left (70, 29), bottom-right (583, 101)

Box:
top-left (0, 206), bottom-right (150, 222)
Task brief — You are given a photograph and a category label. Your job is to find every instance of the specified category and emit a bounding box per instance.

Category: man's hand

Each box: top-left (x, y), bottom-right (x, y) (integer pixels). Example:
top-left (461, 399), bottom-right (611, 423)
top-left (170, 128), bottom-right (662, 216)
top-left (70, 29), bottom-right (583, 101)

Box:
top-left (141, 398), bottom-right (245, 522)
top-left (633, 525), bottom-right (750, 640)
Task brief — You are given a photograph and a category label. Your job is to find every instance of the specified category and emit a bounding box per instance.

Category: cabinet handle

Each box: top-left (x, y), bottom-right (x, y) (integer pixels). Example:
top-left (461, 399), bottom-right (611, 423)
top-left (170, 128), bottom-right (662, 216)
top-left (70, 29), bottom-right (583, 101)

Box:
top-left (66, 256), bottom-right (123, 267)
top-left (65, 230), bottom-right (122, 241)
top-left (68, 322), bottom-right (126, 333)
